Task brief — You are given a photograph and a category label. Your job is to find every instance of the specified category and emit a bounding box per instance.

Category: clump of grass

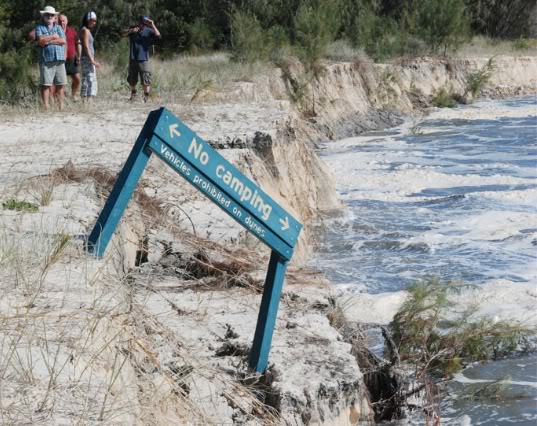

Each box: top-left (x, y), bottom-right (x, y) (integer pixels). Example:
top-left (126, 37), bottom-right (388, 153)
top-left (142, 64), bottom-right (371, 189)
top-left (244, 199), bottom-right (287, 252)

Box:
top-left (2, 198), bottom-right (39, 213)
top-left (432, 87), bottom-right (457, 108)
top-left (512, 38), bottom-right (534, 51)
top-left (390, 277), bottom-right (536, 377)
top-left (326, 296), bottom-right (354, 332)
top-left (324, 40), bottom-right (368, 63)
top-left (27, 176), bottom-right (57, 207)
top-left (456, 36), bottom-right (537, 57)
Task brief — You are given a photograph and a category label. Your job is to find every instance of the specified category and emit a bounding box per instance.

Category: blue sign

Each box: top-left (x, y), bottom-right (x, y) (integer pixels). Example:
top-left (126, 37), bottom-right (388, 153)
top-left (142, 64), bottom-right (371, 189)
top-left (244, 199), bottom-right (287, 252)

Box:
top-left (152, 109), bottom-right (302, 249)
top-left (148, 136), bottom-right (294, 259)
top-left (87, 107), bottom-right (301, 373)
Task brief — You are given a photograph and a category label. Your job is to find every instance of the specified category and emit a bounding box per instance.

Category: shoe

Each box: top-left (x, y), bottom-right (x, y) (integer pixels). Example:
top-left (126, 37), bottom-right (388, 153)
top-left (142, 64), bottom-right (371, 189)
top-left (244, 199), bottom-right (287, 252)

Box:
top-left (143, 93), bottom-right (149, 103)
top-left (129, 91), bottom-right (137, 102)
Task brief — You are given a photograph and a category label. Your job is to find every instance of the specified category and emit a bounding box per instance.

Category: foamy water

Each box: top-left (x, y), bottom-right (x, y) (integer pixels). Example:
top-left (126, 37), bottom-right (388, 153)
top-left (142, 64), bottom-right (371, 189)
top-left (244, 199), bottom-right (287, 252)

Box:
top-left (316, 97), bottom-right (537, 293)
top-left (314, 96), bottom-right (537, 424)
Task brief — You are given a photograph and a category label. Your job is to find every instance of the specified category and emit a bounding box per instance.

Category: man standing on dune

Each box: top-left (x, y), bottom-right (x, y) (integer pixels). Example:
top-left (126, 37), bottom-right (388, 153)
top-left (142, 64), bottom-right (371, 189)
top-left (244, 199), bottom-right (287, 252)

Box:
top-left (58, 14), bottom-right (81, 100)
top-left (121, 16), bottom-right (161, 103)
top-left (35, 6), bottom-right (66, 110)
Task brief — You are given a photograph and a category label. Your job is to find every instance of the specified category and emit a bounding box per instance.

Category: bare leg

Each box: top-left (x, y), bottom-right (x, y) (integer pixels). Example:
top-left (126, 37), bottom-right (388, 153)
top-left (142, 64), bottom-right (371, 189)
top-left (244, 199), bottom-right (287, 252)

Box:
top-left (55, 85), bottom-right (65, 111)
top-left (143, 84), bottom-right (151, 102)
top-left (50, 85), bottom-right (56, 104)
top-left (129, 84), bottom-right (137, 101)
top-left (41, 86), bottom-right (51, 110)
top-left (71, 74), bottom-right (80, 99)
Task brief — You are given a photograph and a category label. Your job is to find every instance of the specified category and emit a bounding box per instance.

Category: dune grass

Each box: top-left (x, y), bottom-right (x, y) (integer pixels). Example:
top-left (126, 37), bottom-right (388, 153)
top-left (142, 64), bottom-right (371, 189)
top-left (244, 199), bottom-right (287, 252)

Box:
top-left (455, 36), bottom-right (537, 57)
top-left (0, 52), bottom-right (276, 118)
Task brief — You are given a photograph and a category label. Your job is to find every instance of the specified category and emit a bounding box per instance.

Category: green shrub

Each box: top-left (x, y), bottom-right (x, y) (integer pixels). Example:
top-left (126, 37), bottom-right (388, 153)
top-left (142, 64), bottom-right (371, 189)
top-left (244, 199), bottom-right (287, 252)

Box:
top-left (99, 39), bottom-right (130, 73)
top-left (324, 39), bottom-right (367, 62)
top-left (432, 87), bottom-right (457, 108)
top-left (512, 38), bottom-right (532, 50)
top-left (417, 0), bottom-right (470, 55)
top-left (464, 57), bottom-right (495, 98)
top-left (2, 199), bottom-right (39, 213)
top-left (230, 10), bottom-right (267, 63)
top-left (188, 18), bottom-right (215, 52)
top-left (390, 277), bottom-right (535, 377)
top-left (0, 47), bottom-right (38, 104)
top-left (293, 0), bottom-right (341, 74)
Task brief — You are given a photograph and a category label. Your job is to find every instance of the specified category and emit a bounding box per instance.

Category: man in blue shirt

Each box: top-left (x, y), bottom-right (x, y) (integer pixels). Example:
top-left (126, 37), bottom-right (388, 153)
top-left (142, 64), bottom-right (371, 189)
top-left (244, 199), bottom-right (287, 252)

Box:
top-left (35, 6), bottom-right (67, 110)
top-left (121, 16), bottom-right (161, 103)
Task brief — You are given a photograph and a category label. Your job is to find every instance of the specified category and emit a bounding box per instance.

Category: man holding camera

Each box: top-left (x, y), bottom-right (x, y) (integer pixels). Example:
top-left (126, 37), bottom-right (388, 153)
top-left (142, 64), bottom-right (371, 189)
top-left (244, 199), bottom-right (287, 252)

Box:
top-left (121, 16), bottom-right (161, 103)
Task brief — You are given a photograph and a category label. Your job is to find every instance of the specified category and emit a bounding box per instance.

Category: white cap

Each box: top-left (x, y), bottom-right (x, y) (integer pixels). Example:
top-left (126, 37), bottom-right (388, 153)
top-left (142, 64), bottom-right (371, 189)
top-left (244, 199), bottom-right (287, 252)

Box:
top-left (86, 11), bottom-right (97, 21)
top-left (40, 6), bottom-right (59, 15)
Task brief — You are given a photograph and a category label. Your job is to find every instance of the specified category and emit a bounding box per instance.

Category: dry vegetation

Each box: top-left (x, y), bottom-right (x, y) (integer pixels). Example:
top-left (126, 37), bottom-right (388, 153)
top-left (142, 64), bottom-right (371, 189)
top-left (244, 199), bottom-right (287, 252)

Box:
top-left (0, 52), bottom-right (276, 117)
top-left (0, 161), bottom-right (285, 424)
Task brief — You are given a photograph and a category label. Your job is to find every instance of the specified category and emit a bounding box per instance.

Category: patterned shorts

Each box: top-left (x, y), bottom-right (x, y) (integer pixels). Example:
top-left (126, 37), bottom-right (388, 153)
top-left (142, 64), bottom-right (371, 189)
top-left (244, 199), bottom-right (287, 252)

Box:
top-left (80, 57), bottom-right (98, 97)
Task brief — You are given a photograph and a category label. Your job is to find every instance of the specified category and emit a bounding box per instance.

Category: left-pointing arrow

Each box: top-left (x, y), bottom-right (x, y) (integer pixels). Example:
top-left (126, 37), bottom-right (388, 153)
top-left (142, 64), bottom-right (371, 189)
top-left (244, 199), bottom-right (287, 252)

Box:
top-left (169, 124), bottom-right (181, 138)
top-left (279, 216), bottom-right (289, 231)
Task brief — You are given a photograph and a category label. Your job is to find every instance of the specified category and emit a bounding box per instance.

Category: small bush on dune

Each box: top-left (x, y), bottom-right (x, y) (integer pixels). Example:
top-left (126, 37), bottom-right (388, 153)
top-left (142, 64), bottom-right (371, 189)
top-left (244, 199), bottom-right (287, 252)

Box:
top-left (2, 198), bottom-right (39, 213)
top-left (390, 277), bottom-right (535, 377)
top-left (324, 39), bottom-right (367, 62)
top-left (432, 87), bottom-right (457, 108)
top-left (512, 38), bottom-right (534, 51)
top-left (464, 56), bottom-right (496, 99)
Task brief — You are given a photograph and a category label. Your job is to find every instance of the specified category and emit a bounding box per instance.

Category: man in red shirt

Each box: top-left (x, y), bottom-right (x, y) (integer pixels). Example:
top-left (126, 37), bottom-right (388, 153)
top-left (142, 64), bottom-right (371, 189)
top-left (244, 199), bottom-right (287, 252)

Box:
top-left (58, 14), bottom-right (81, 100)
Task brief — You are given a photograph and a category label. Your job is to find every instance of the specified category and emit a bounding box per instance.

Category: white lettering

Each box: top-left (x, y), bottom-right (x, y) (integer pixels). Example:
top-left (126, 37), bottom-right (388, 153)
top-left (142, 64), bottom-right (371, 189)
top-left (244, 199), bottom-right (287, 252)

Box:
top-left (214, 163), bottom-right (273, 222)
top-left (188, 138), bottom-right (209, 165)
top-left (230, 176), bottom-right (244, 195)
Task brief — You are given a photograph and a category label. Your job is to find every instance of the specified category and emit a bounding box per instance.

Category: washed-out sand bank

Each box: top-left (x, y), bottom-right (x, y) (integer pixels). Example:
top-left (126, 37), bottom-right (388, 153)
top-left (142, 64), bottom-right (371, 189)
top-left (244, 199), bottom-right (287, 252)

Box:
top-left (0, 55), bottom-right (536, 424)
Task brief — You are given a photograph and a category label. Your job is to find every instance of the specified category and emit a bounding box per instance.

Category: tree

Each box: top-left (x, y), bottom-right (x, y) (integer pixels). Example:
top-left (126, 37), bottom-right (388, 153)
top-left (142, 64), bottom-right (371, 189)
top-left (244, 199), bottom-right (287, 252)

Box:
top-left (293, 0), bottom-right (341, 72)
top-left (417, 0), bottom-right (470, 55)
top-left (464, 0), bottom-right (533, 38)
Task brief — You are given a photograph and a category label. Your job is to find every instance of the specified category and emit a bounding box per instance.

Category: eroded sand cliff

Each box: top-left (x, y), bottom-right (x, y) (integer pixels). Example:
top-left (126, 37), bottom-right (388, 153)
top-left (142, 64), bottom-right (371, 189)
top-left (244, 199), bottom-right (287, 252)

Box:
top-left (0, 55), bottom-right (535, 424)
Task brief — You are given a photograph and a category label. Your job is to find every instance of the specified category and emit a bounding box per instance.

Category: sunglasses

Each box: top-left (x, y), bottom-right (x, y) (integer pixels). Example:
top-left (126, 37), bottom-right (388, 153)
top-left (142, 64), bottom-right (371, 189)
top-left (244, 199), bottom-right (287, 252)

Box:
top-left (44, 13), bottom-right (55, 18)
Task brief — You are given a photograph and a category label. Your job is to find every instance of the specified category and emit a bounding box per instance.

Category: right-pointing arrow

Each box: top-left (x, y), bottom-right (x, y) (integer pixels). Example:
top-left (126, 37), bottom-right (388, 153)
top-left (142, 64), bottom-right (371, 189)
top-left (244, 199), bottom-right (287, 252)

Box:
top-left (279, 216), bottom-right (289, 231)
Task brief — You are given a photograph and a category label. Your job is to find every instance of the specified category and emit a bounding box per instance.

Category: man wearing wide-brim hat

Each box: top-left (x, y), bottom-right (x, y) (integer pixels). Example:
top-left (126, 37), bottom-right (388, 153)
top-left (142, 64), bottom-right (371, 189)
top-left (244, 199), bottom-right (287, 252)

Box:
top-left (35, 6), bottom-right (67, 110)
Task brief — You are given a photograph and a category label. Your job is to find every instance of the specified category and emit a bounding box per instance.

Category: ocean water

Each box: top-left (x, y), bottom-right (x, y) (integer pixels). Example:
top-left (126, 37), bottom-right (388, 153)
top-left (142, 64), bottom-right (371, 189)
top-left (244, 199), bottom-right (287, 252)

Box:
top-left (314, 97), bottom-right (537, 424)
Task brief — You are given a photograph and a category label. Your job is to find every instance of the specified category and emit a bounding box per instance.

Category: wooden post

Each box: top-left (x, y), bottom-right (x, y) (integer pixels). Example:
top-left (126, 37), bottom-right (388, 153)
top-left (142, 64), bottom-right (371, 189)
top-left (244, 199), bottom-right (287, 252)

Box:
top-left (87, 109), bottom-right (161, 256)
top-left (248, 250), bottom-right (288, 373)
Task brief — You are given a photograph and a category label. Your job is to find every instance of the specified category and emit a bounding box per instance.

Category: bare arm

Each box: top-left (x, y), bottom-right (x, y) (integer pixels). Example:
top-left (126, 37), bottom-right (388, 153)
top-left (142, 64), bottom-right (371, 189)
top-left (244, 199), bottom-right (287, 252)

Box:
top-left (121, 27), bottom-right (139, 38)
top-left (146, 19), bottom-right (161, 38)
top-left (37, 33), bottom-right (66, 47)
top-left (81, 28), bottom-right (100, 67)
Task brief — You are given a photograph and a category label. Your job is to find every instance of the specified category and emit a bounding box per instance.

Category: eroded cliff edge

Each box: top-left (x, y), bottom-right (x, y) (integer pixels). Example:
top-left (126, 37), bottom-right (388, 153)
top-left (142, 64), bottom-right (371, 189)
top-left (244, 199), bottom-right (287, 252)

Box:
top-left (199, 55), bottom-right (536, 261)
top-left (0, 55), bottom-right (535, 425)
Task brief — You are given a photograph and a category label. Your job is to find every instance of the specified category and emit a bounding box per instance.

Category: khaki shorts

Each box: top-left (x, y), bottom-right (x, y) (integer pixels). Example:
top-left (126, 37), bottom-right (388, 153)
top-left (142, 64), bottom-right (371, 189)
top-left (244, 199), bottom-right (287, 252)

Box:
top-left (39, 61), bottom-right (67, 86)
top-left (128, 60), bottom-right (152, 86)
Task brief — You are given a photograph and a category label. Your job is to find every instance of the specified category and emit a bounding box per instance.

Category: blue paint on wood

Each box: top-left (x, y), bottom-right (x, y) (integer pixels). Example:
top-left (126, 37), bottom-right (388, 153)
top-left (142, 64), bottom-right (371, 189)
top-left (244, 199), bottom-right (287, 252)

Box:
top-left (152, 109), bottom-right (302, 247)
top-left (86, 109), bottom-right (162, 256)
top-left (87, 107), bottom-right (299, 374)
top-left (249, 251), bottom-right (288, 372)
top-left (148, 136), bottom-right (294, 260)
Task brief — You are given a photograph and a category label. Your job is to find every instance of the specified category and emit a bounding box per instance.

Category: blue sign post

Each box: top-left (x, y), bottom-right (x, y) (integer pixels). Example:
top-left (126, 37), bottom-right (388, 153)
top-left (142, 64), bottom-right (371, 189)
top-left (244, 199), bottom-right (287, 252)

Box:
top-left (87, 107), bottom-right (302, 372)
